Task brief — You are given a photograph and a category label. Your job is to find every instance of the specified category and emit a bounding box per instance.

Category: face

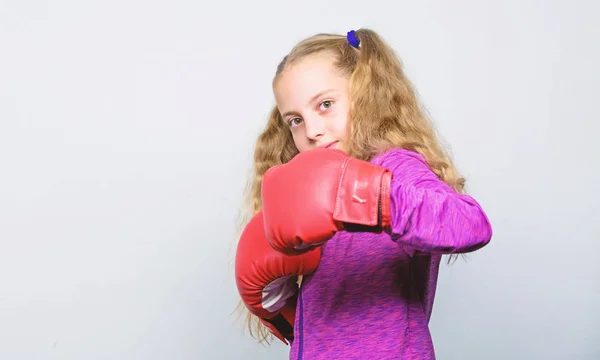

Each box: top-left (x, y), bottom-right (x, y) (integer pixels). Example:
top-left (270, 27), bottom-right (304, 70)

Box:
top-left (274, 53), bottom-right (350, 152)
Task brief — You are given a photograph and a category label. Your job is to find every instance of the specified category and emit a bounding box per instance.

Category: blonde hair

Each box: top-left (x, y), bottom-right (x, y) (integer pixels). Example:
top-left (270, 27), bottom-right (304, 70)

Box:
top-left (236, 28), bottom-right (466, 344)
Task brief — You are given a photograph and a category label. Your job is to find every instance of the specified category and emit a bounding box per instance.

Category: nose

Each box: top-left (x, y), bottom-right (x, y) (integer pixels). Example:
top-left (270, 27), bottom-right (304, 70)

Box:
top-left (304, 116), bottom-right (326, 141)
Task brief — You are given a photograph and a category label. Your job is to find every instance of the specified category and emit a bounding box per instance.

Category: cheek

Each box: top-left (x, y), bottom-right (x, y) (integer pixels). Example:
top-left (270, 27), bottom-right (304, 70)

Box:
top-left (331, 113), bottom-right (350, 138)
top-left (291, 130), bottom-right (309, 152)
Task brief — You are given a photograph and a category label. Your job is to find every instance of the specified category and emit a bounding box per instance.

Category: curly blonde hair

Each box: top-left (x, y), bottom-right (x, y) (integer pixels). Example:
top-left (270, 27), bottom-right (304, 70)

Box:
top-left (235, 28), bottom-right (466, 344)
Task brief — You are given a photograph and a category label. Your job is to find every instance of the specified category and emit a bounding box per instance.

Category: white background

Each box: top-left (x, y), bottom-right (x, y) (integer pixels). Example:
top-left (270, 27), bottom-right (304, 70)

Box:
top-left (1, 0), bottom-right (598, 359)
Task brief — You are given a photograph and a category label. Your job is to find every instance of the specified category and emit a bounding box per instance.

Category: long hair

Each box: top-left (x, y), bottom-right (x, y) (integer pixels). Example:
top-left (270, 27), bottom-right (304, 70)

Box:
top-left (235, 28), bottom-right (466, 344)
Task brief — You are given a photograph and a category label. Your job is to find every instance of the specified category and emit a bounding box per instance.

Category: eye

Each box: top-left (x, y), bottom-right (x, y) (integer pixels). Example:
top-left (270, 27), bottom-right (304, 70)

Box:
top-left (319, 100), bottom-right (333, 111)
top-left (288, 117), bottom-right (303, 128)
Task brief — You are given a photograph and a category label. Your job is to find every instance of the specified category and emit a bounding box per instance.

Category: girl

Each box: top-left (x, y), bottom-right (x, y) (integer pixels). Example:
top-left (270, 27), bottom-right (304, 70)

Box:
top-left (235, 28), bottom-right (492, 359)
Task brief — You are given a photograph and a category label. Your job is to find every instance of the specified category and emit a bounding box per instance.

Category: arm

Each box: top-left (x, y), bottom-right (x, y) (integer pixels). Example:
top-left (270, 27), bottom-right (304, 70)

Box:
top-left (373, 149), bottom-right (492, 254)
top-left (260, 147), bottom-right (491, 255)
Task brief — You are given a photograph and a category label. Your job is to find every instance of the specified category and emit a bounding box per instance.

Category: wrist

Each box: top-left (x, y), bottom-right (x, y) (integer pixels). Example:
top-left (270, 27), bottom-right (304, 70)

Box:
top-left (334, 157), bottom-right (392, 230)
top-left (379, 170), bottom-right (392, 231)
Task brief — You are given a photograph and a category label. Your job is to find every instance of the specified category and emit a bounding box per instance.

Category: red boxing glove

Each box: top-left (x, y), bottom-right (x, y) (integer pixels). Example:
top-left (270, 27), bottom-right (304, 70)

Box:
top-left (261, 148), bottom-right (392, 254)
top-left (235, 211), bottom-right (321, 344)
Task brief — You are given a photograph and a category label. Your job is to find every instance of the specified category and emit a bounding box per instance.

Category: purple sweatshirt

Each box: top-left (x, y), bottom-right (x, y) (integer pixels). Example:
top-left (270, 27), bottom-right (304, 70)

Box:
top-left (288, 148), bottom-right (492, 360)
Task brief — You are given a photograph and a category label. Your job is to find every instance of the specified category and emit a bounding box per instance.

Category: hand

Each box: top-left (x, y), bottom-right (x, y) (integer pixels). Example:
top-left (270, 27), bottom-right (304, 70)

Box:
top-left (235, 211), bottom-right (321, 343)
top-left (261, 148), bottom-right (392, 254)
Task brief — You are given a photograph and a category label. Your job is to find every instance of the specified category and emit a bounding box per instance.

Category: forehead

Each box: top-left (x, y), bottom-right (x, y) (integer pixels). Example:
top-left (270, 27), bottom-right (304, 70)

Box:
top-left (274, 53), bottom-right (347, 106)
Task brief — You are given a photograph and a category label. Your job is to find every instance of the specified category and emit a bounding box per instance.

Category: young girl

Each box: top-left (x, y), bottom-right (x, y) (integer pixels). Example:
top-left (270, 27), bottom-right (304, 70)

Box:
top-left (234, 28), bottom-right (492, 359)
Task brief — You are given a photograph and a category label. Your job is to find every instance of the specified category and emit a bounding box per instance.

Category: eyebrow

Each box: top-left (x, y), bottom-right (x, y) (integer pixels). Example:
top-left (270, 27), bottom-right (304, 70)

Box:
top-left (281, 89), bottom-right (337, 118)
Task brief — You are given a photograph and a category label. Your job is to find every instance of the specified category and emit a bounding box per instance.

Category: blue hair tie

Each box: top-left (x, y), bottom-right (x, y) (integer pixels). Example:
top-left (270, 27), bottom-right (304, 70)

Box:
top-left (347, 30), bottom-right (360, 48)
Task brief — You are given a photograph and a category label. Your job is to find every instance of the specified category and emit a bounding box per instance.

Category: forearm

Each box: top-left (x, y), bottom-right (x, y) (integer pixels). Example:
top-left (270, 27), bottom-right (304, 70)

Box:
top-left (375, 149), bottom-right (492, 254)
top-left (388, 183), bottom-right (492, 254)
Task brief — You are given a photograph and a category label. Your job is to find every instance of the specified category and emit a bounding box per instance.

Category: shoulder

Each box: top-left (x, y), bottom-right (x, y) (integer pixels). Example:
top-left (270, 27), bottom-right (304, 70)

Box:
top-left (369, 148), bottom-right (442, 187)
top-left (370, 148), bottom-right (429, 171)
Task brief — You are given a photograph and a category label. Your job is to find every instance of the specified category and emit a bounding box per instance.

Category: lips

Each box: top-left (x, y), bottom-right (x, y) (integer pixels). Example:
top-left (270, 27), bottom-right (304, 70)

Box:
top-left (320, 141), bottom-right (338, 149)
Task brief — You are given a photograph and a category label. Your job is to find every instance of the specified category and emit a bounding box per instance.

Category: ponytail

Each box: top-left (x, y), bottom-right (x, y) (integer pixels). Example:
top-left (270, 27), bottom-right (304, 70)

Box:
top-left (345, 29), bottom-right (420, 160)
